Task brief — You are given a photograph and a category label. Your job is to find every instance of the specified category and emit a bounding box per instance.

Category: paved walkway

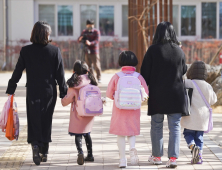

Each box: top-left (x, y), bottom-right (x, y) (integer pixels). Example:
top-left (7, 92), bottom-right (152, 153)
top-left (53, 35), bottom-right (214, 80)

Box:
top-left (0, 72), bottom-right (222, 170)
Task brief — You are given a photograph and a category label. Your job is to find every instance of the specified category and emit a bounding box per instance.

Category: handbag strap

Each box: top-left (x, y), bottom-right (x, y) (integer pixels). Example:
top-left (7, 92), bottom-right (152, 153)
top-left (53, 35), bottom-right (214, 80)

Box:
top-left (192, 80), bottom-right (211, 108)
top-left (10, 95), bottom-right (13, 108)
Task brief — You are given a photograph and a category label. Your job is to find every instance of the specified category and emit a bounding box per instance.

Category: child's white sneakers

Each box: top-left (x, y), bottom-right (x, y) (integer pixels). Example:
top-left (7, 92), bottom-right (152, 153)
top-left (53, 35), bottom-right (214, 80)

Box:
top-left (118, 148), bottom-right (139, 168)
top-left (148, 155), bottom-right (162, 165)
top-left (119, 158), bottom-right (127, 168)
top-left (129, 148), bottom-right (139, 165)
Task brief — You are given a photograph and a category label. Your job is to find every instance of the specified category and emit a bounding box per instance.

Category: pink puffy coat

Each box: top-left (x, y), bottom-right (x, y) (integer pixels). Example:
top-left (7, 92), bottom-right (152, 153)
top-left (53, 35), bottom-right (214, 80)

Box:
top-left (106, 72), bottom-right (148, 136)
top-left (61, 75), bottom-right (94, 134)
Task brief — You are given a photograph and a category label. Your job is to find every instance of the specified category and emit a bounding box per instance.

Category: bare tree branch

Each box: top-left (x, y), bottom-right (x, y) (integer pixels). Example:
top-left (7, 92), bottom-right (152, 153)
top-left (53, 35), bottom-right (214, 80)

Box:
top-left (128, 0), bottom-right (158, 50)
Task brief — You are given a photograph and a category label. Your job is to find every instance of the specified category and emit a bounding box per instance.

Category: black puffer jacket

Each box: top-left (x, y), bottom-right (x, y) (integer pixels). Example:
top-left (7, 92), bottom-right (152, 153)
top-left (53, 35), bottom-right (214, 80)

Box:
top-left (187, 61), bottom-right (207, 80)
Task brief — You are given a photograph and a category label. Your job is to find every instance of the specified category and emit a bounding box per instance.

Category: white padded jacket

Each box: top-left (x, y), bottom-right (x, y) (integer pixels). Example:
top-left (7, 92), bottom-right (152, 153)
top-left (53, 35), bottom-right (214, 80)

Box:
top-left (181, 79), bottom-right (217, 131)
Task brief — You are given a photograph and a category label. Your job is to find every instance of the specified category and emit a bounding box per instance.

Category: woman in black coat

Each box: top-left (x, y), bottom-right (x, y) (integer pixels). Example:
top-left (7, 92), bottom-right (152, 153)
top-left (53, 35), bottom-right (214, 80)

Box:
top-left (6, 21), bottom-right (67, 165)
top-left (141, 22), bottom-right (187, 168)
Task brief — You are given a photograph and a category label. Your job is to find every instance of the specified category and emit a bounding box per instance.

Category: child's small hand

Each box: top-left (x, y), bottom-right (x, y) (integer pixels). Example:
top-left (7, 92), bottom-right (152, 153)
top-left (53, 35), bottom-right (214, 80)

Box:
top-left (141, 87), bottom-right (149, 101)
top-left (142, 96), bottom-right (149, 102)
top-left (101, 97), bottom-right (107, 106)
top-left (143, 94), bottom-right (149, 101)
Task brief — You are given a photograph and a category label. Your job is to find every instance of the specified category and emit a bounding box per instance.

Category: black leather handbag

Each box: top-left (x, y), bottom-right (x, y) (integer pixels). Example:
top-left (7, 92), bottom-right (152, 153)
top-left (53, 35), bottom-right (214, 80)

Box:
top-left (182, 80), bottom-right (193, 116)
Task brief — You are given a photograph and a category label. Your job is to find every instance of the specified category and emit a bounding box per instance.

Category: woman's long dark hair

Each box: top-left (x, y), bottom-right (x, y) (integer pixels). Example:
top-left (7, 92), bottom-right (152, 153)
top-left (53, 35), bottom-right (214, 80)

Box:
top-left (152, 21), bottom-right (179, 46)
top-left (30, 21), bottom-right (52, 45)
top-left (66, 60), bottom-right (97, 88)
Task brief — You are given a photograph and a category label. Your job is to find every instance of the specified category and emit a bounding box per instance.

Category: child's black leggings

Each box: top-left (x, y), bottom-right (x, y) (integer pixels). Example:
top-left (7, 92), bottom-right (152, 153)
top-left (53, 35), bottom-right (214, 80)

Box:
top-left (75, 133), bottom-right (93, 157)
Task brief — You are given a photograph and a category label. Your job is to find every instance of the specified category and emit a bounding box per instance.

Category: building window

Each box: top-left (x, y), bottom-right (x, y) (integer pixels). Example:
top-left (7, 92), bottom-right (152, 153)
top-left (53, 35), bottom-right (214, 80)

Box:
top-left (173, 5), bottom-right (179, 36)
top-left (122, 5), bottom-right (128, 37)
top-left (80, 5), bottom-right (97, 34)
top-left (99, 6), bottom-right (114, 36)
top-left (58, 5), bottom-right (73, 36)
top-left (202, 3), bottom-right (216, 39)
top-left (181, 6), bottom-right (196, 36)
top-left (220, 3), bottom-right (222, 38)
top-left (39, 5), bottom-right (55, 36)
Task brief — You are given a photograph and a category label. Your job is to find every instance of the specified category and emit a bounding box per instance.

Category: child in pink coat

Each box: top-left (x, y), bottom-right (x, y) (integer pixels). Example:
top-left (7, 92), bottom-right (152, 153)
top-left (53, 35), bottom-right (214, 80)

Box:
top-left (61, 60), bottom-right (98, 165)
top-left (106, 51), bottom-right (149, 168)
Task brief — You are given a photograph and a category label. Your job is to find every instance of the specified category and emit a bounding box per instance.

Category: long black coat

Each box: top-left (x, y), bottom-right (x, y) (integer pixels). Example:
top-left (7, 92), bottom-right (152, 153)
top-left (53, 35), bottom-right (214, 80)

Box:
top-left (6, 43), bottom-right (67, 143)
top-left (141, 43), bottom-right (187, 116)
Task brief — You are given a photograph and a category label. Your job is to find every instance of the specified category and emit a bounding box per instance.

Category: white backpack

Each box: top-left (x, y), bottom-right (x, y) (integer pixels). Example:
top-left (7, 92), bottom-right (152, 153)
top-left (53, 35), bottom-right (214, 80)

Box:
top-left (114, 72), bottom-right (142, 110)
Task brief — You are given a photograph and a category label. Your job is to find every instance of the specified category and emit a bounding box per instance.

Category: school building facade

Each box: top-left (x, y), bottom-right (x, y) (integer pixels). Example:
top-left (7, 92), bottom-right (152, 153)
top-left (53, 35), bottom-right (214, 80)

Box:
top-left (0, 0), bottom-right (222, 43)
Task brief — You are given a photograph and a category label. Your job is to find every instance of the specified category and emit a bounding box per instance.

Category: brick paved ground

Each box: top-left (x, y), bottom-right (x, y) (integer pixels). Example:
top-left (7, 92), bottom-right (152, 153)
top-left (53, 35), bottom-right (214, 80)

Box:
top-left (0, 72), bottom-right (221, 170)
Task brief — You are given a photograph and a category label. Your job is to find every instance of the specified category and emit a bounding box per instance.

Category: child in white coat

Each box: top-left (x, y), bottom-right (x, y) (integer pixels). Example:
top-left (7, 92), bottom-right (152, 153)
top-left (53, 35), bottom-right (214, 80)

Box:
top-left (181, 61), bottom-right (217, 164)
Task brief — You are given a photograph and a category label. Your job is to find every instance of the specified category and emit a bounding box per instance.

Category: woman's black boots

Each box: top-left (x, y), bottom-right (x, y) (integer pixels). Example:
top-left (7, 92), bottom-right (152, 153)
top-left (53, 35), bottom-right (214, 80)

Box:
top-left (40, 143), bottom-right (49, 162)
top-left (32, 145), bottom-right (41, 165)
top-left (40, 154), bottom-right (47, 162)
top-left (32, 142), bottom-right (49, 165)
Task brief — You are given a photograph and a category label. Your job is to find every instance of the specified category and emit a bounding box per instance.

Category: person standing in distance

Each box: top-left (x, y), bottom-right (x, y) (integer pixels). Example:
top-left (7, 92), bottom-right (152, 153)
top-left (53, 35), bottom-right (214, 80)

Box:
top-left (78, 19), bottom-right (102, 83)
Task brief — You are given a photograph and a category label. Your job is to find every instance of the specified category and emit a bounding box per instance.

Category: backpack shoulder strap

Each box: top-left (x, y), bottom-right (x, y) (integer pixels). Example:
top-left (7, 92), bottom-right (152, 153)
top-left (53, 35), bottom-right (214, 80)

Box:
top-left (78, 85), bottom-right (88, 99)
top-left (116, 71), bottom-right (140, 78)
top-left (192, 80), bottom-right (211, 108)
top-left (116, 72), bottom-right (125, 78)
top-left (132, 72), bottom-right (140, 78)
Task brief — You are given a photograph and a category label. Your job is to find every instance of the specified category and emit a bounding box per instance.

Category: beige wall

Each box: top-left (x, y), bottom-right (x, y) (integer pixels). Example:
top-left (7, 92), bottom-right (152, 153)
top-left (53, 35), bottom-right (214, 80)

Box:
top-left (10, 0), bottom-right (34, 41)
top-left (0, 0), bottom-right (4, 43)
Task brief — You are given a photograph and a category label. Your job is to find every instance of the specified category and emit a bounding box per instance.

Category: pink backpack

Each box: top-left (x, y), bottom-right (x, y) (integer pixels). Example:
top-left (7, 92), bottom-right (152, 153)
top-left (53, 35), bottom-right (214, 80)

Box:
top-left (114, 72), bottom-right (142, 110)
top-left (76, 84), bottom-right (103, 116)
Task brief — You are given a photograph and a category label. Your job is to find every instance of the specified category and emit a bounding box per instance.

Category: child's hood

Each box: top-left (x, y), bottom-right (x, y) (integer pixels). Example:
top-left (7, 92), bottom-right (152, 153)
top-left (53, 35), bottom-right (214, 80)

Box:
top-left (186, 61), bottom-right (207, 80)
top-left (73, 74), bottom-right (91, 90)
